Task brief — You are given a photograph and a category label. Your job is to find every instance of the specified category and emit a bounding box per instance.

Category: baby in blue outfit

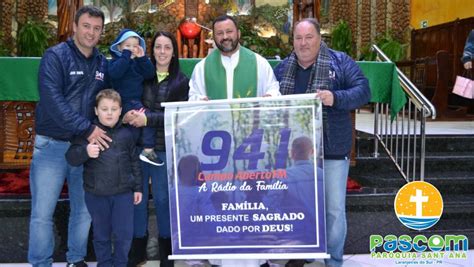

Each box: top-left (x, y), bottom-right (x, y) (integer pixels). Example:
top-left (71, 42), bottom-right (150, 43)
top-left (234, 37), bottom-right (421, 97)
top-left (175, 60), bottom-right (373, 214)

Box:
top-left (109, 29), bottom-right (163, 166)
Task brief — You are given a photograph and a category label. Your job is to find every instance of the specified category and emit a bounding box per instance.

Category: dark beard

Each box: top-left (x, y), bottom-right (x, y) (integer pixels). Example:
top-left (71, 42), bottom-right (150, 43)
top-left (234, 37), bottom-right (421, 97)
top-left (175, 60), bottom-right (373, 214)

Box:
top-left (216, 38), bottom-right (239, 53)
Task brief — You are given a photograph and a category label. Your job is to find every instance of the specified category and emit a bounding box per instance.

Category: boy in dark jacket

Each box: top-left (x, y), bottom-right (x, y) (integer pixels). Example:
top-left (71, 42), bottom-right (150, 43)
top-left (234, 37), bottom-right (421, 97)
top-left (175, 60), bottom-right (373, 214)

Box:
top-left (109, 28), bottom-right (162, 166)
top-left (66, 89), bottom-right (143, 267)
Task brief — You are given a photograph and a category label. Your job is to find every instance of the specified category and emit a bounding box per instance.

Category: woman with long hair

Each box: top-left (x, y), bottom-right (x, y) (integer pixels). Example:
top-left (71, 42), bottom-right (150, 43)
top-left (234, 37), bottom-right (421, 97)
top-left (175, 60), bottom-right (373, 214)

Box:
top-left (125, 31), bottom-right (190, 267)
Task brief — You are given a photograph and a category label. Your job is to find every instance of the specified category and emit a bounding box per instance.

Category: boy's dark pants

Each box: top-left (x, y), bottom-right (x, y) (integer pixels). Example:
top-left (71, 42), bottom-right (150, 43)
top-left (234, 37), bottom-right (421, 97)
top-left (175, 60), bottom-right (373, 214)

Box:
top-left (85, 191), bottom-right (134, 267)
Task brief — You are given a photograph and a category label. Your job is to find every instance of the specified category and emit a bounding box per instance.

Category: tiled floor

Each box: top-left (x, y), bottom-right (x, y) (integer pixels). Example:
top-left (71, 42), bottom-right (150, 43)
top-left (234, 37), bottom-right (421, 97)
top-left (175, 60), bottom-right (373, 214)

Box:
top-left (2, 251), bottom-right (474, 267)
top-left (355, 112), bottom-right (474, 135)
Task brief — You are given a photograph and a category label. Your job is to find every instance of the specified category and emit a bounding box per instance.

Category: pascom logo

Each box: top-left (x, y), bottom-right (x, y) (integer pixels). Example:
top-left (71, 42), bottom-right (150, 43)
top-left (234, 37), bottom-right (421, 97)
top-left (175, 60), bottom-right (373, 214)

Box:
top-left (394, 181), bottom-right (443, 231)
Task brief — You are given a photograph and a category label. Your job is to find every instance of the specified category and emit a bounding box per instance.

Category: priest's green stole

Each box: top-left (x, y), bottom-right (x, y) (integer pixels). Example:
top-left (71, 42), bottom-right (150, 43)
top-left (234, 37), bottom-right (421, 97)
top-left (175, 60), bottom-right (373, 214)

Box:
top-left (204, 46), bottom-right (257, 99)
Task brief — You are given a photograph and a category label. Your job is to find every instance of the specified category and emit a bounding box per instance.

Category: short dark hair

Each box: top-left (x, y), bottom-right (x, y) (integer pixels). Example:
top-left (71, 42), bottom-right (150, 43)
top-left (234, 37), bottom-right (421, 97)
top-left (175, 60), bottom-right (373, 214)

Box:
top-left (212, 14), bottom-right (239, 32)
top-left (294, 18), bottom-right (321, 35)
top-left (291, 136), bottom-right (314, 160)
top-left (178, 155), bottom-right (202, 186)
top-left (74, 5), bottom-right (105, 27)
top-left (96, 89), bottom-right (121, 107)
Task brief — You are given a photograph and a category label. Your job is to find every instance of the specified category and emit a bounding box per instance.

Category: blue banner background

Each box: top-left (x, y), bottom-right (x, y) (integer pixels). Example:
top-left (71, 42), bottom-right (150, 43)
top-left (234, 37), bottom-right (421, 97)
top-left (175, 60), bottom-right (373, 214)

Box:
top-left (164, 97), bottom-right (326, 257)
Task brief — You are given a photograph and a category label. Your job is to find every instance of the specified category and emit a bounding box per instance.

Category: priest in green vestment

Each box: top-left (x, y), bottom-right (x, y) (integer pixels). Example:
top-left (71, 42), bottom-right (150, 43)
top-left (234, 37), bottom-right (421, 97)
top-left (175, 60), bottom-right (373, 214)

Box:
top-left (188, 14), bottom-right (280, 101)
top-left (187, 14), bottom-right (280, 267)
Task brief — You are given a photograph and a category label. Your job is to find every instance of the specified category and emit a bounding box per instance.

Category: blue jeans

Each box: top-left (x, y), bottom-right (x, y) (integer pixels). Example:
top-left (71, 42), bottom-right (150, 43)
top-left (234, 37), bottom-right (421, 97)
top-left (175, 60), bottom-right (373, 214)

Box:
top-left (85, 192), bottom-right (134, 267)
top-left (133, 151), bottom-right (171, 238)
top-left (324, 159), bottom-right (350, 267)
top-left (28, 135), bottom-right (91, 267)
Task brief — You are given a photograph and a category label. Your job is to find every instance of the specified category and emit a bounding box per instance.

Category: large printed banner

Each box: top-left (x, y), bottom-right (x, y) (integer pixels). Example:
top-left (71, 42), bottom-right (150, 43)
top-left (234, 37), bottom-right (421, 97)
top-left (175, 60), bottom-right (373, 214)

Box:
top-left (163, 95), bottom-right (327, 259)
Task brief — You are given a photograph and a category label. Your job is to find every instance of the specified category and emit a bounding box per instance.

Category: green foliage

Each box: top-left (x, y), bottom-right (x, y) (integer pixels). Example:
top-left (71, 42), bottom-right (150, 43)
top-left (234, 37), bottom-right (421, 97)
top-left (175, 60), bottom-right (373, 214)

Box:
top-left (208, 0), bottom-right (234, 11)
top-left (376, 34), bottom-right (407, 62)
top-left (331, 20), bottom-right (353, 56)
top-left (97, 43), bottom-right (111, 57)
top-left (17, 19), bottom-right (50, 57)
top-left (135, 20), bottom-right (156, 53)
top-left (0, 31), bottom-right (9, 56)
top-left (135, 20), bottom-right (155, 39)
top-left (360, 32), bottom-right (407, 62)
top-left (358, 44), bottom-right (373, 61)
top-left (253, 4), bottom-right (290, 33)
top-left (238, 16), bottom-right (291, 58)
top-left (238, 23), bottom-right (268, 53)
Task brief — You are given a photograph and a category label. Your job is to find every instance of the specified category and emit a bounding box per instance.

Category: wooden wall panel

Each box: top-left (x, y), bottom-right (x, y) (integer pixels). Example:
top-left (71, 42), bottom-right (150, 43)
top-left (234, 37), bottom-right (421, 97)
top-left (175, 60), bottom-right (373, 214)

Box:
top-left (410, 17), bottom-right (474, 117)
top-left (411, 17), bottom-right (474, 84)
top-left (411, 17), bottom-right (474, 66)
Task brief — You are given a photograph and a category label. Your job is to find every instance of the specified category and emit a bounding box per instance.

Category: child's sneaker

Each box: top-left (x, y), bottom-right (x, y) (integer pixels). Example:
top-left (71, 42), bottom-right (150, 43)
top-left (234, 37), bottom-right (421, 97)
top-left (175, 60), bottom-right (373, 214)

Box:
top-left (139, 150), bottom-right (164, 166)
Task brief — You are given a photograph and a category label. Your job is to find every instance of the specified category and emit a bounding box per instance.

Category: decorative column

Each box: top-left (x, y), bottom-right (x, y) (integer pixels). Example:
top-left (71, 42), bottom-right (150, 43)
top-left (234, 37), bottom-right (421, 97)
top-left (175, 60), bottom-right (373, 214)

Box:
top-left (360, 0), bottom-right (371, 50)
top-left (375, 0), bottom-right (387, 36)
top-left (57, 0), bottom-right (84, 42)
top-left (388, 0), bottom-right (410, 42)
top-left (0, 0), bottom-right (14, 53)
top-left (25, 0), bottom-right (48, 21)
top-left (329, 0), bottom-right (410, 57)
top-left (185, 0), bottom-right (198, 18)
top-left (347, 0), bottom-right (358, 54)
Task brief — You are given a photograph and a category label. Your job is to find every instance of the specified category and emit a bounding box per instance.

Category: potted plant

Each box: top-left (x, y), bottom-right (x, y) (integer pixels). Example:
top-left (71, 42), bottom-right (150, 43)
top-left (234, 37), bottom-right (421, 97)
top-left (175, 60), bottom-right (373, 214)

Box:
top-left (17, 19), bottom-right (50, 57)
top-left (360, 32), bottom-right (407, 62)
top-left (331, 20), bottom-right (353, 57)
top-left (376, 33), bottom-right (407, 62)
